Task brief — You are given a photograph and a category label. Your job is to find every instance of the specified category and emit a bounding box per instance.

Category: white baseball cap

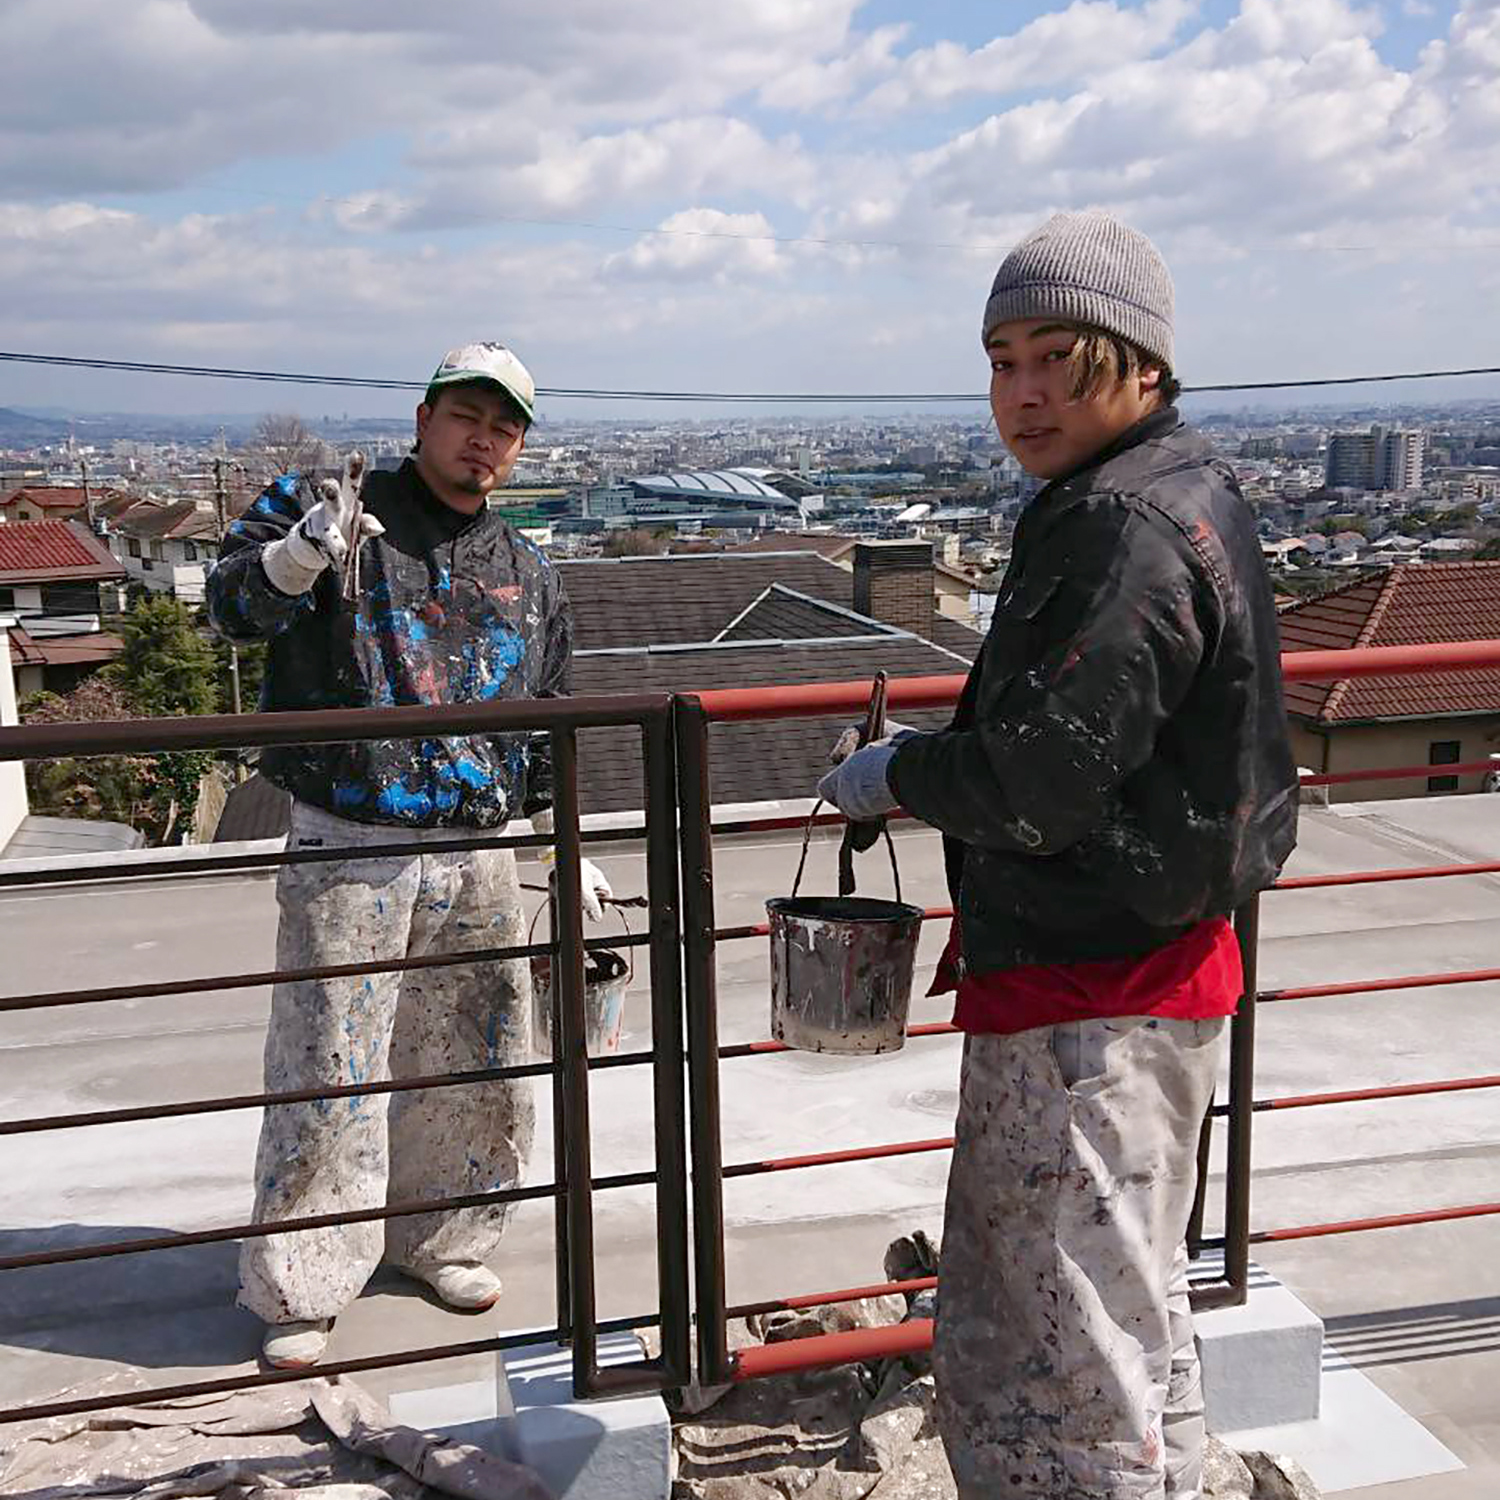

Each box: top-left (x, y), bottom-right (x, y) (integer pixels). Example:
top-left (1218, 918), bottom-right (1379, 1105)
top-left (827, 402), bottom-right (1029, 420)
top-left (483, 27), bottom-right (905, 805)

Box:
top-left (426, 342), bottom-right (535, 423)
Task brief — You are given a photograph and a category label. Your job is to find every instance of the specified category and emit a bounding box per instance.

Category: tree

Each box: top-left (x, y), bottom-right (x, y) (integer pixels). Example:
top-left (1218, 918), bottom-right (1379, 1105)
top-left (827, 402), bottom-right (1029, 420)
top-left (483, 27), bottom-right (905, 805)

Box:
top-left (105, 594), bottom-right (223, 841)
top-left (1475, 537), bottom-right (1500, 561)
top-left (21, 678), bottom-right (162, 836)
top-left (108, 593), bottom-right (221, 718)
top-left (602, 527), bottom-right (671, 557)
top-left (252, 413), bottom-right (326, 481)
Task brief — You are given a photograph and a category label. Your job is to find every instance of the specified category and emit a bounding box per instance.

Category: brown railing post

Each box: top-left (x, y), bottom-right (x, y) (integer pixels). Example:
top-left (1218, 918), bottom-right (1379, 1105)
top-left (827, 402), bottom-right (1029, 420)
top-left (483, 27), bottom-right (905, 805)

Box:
top-left (675, 695), bottom-right (731, 1387)
top-left (548, 875), bottom-right (573, 1350)
top-left (1223, 895), bottom-right (1261, 1304)
top-left (643, 705), bottom-right (692, 1389)
top-left (550, 727), bottom-right (599, 1392)
top-left (1185, 1100), bottom-right (1214, 1260)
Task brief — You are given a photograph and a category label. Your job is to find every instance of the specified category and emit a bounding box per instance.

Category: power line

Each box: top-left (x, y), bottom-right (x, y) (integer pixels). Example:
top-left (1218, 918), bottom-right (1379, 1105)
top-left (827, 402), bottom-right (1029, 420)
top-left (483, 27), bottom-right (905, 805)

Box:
top-left (0, 349), bottom-right (1498, 403)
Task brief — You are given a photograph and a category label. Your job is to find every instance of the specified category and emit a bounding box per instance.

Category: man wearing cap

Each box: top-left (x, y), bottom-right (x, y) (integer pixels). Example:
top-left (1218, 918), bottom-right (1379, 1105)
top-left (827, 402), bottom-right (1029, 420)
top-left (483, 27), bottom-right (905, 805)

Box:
top-left (817, 215), bottom-right (1297, 1496)
top-left (209, 343), bottom-right (612, 1369)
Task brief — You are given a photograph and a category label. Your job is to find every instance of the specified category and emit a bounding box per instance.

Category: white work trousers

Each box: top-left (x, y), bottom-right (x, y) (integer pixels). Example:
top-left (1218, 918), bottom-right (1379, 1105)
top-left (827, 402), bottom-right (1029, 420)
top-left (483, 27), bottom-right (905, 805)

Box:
top-left (239, 801), bottom-right (535, 1325)
top-left (934, 1015), bottom-right (1226, 1500)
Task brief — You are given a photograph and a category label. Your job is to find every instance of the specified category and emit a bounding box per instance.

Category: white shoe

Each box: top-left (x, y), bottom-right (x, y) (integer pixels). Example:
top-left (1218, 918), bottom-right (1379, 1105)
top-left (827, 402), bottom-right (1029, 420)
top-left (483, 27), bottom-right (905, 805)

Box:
top-left (262, 1318), bottom-right (331, 1369)
top-left (405, 1261), bottom-right (503, 1310)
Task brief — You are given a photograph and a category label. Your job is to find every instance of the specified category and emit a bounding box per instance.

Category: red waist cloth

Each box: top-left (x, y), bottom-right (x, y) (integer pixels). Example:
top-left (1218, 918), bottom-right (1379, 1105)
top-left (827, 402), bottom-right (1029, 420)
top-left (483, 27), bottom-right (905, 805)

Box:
top-left (930, 915), bottom-right (1243, 1037)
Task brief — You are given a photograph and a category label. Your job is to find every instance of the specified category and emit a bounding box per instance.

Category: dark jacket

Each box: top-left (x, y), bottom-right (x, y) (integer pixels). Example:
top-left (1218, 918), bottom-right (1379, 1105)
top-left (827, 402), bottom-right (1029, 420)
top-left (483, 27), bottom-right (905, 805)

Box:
top-left (207, 459), bottom-right (571, 828)
top-left (889, 409), bottom-right (1297, 972)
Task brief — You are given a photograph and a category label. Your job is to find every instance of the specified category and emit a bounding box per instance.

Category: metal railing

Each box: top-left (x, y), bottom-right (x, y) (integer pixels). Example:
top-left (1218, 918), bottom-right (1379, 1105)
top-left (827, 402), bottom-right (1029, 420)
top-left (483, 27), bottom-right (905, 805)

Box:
top-left (1, 638), bottom-right (1499, 1414)
top-left (0, 693), bottom-right (691, 1419)
top-left (676, 639), bottom-right (1500, 1385)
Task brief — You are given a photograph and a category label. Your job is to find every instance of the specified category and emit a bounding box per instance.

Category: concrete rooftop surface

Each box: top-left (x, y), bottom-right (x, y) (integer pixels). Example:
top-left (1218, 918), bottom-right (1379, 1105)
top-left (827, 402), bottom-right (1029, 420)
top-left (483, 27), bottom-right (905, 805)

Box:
top-left (2, 792), bottom-right (1500, 1495)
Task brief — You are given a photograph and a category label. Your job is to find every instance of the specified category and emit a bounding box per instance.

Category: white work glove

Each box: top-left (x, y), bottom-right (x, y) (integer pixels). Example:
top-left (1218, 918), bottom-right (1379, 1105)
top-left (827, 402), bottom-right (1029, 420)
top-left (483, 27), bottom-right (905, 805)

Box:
top-left (261, 453), bottom-right (385, 596)
top-left (530, 810), bottom-right (613, 923)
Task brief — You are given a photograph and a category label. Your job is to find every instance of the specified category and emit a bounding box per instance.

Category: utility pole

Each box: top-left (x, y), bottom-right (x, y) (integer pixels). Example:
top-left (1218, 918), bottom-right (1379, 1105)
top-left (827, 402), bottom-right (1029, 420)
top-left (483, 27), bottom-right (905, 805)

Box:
top-left (213, 458), bottom-right (246, 757)
top-left (80, 454), bottom-right (93, 530)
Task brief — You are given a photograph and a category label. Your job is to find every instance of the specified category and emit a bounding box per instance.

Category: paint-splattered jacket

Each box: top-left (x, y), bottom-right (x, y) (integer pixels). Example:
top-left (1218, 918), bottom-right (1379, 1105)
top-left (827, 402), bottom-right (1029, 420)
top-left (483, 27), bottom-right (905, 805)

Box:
top-left (207, 459), bottom-right (570, 828)
top-left (890, 408), bottom-right (1298, 970)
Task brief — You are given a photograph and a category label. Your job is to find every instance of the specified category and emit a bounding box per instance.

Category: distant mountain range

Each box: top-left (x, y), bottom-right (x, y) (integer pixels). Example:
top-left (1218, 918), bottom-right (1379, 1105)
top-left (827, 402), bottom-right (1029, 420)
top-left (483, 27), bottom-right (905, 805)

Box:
top-left (0, 407), bottom-right (72, 443)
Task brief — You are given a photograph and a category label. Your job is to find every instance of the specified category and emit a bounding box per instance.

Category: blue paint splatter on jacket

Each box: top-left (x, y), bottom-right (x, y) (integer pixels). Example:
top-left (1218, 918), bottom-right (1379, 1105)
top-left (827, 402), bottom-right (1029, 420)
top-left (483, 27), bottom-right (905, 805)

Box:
top-left (207, 459), bottom-right (571, 828)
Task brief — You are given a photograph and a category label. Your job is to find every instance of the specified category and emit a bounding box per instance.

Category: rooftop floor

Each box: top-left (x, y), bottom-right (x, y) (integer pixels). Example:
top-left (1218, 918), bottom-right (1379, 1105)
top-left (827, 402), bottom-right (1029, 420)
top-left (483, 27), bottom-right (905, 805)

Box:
top-left (2, 794), bottom-right (1500, 1495)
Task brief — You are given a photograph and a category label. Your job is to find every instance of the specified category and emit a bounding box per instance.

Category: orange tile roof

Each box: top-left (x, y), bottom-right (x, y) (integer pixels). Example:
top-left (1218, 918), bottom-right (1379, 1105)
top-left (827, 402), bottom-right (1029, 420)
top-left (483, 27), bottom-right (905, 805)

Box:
top-left (1, 486), bottom-right (91, 513)
top-left (0, 520), bottom-right (126, 582)
top-left (1279, 562), bottom-right (1500, 723)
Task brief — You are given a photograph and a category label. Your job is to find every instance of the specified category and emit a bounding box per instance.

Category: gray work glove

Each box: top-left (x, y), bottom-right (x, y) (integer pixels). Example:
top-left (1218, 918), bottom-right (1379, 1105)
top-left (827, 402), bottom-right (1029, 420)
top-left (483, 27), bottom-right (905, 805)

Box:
top-left (261, 453), bottom-right (385, 596)
top-left (828, 718), bottom-right (914, 767)
top-left (817, 734), bottom-right (916, 821)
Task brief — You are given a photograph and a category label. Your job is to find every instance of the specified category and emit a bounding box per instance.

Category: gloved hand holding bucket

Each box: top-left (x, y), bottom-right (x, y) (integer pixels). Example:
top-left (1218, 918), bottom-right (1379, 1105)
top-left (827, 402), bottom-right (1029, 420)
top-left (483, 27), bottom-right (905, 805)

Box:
top-left (767, 674), bottom-right (925, 1055)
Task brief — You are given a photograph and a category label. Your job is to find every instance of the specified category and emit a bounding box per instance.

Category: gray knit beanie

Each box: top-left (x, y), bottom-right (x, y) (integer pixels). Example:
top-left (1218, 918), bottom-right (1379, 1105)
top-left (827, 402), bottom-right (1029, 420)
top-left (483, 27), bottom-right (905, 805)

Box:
top-left (982, 211), bottom-right (1174, 371)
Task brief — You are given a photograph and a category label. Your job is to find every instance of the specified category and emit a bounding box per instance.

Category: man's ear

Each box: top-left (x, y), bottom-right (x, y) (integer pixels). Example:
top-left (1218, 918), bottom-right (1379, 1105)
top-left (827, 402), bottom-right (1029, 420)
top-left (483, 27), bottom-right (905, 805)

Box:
top-left (415, 401), bottom-right (433, 444)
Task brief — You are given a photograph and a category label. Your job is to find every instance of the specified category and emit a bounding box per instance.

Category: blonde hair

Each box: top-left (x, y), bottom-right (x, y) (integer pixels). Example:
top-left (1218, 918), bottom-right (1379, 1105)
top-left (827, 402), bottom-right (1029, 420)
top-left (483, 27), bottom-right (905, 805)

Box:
top-left (1062, 326), bottom-right (1180, 405)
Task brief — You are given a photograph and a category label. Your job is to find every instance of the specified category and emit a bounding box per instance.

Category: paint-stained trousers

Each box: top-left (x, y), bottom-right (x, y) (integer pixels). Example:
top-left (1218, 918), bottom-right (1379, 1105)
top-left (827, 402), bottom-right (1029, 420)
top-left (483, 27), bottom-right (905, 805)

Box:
top-left (239, 801), bottom-right (535, 1326)
top-left (934, 1015), bottom-right (1226, 1500)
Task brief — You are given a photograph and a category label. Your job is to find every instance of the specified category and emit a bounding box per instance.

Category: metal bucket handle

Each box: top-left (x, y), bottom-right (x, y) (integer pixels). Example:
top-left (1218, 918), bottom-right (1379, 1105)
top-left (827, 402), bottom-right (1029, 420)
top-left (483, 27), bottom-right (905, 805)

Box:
top-left (791, 800), bottom-right (903, 906)
top-left (528, 888), bottom-right (636, 983)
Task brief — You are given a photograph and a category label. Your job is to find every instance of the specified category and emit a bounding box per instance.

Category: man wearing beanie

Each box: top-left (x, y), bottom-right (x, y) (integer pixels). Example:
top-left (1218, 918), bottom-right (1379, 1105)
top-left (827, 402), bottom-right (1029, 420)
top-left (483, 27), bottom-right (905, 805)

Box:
top-left (208, 343), bottom-right (615, 1370)
top-left (817, 214), bottom-right (1297, 1496)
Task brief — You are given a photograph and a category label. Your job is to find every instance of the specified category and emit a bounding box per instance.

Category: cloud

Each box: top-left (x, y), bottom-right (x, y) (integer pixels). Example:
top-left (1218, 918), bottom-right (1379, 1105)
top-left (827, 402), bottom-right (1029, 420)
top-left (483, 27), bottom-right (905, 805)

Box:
top-left (0, 0), bottom-right (1493, 412)
top-left (399, 116), bottom-right (815, 228)
top-left (861, 0), bottom-right (1199, 114)
top-left (603, 209), bottom-right (786, 283)
top-left (825, 0), bottom-right (1495, 264)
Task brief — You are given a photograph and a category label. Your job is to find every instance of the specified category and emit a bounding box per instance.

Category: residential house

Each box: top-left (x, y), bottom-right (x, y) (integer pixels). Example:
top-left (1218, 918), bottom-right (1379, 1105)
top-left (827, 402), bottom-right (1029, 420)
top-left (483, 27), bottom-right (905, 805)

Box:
top-left (0, 606), bottom-right (26, 850)
top-left (0, 486), bottom-right (93, 525)
top-left (96, 496), bottom-right (221, 601)
top-left (1279, 562), bottom-right (1500, 800)
top-left (0, 521), bottom-right (127, 697)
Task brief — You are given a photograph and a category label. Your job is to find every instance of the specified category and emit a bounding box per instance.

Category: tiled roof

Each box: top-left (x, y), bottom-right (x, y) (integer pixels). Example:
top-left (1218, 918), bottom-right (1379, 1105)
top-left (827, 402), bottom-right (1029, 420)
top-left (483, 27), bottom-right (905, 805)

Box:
top-left (6, 630), bottom-right (124, 668)
top-left (572, 634), bottom-right (965, 814)
top-left (717, 585), bottom-right (891, 643)
top-left (925, 614), bottom-right (984, 662)
top-left (557, 553), bottom-right (857, 650)
top-left (1, 487), bottom-right (91, 513)
top-left (113, 499), bottom-right (217, 541)
top-left (729, 534), bottom-right (857, 560)
top-left (0, 520), bottom-right (126, 583)
top-left (213, 773), bottom-right (293, 843)
top-left (1279, 562), bottom-right (1500, 722)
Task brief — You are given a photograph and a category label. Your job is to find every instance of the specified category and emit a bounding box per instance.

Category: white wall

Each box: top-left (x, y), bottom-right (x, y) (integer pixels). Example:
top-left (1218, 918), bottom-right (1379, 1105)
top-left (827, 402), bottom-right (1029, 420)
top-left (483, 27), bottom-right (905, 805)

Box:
top-left (0, 615), bottom-right (28, 852)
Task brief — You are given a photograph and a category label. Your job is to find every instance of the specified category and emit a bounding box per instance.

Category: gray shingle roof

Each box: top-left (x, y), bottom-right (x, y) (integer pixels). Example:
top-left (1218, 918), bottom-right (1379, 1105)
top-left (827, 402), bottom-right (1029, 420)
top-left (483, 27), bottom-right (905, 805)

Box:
top-left (572, 634), bottom-right (964, 814)
top-left (557, 553), bottom-right (857, 650)
top-left (717, 585), bottom-right (893, 644)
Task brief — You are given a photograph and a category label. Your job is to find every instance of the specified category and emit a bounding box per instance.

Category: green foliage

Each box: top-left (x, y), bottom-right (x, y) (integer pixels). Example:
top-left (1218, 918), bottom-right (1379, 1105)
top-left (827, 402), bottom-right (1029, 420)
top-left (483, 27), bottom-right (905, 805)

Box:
top-left (1475, 537), bottom-right (1500, 561)
top-left (107, 593), bottom-right (221, 717)
top-left (19, 595), bottom-right (227, 843)
top-left (209, 629), bottom-right (266, 713)
top-left (20, 678), bottom-right (163, 836)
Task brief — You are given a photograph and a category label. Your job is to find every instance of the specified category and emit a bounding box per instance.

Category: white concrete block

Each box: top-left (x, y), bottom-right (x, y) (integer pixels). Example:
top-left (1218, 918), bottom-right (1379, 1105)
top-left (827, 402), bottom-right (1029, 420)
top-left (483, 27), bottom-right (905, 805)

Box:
top-left (507, 1335), bottom-right (672, 1500)
top-left (1220, 1352), bottom-right (1464, 1494)
top-left (1196, 1262), bottom-right (1325, 1431)
top-left (384, 1332), bottom-right (671, 1499)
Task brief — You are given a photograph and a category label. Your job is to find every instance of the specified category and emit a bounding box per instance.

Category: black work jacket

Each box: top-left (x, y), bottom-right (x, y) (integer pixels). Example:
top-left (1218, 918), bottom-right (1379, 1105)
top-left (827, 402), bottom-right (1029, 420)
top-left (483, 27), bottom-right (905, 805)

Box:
top-left (889, 409), bottom-right (1297, 971)
top-left (207, 460), bottom-right (571, 828)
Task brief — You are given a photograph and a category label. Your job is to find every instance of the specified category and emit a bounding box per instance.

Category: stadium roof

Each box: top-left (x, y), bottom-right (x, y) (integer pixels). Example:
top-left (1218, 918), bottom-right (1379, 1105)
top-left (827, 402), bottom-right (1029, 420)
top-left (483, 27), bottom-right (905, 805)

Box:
top-left (628, 469), bottom-right (801, 508)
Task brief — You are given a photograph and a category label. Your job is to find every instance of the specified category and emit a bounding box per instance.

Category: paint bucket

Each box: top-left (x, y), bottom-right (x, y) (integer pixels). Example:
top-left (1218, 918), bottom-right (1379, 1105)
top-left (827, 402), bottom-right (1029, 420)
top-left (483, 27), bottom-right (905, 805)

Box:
top-left (530, 902), bottom-right (632, 1059)
top-left (766, 807), bottom-right (923, 1054)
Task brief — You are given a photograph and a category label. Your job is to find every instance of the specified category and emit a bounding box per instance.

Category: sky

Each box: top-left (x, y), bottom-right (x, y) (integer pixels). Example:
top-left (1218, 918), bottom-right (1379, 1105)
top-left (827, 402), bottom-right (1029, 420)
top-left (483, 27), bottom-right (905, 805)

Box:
top-left (1, 0), bottom-right (1497, 421)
